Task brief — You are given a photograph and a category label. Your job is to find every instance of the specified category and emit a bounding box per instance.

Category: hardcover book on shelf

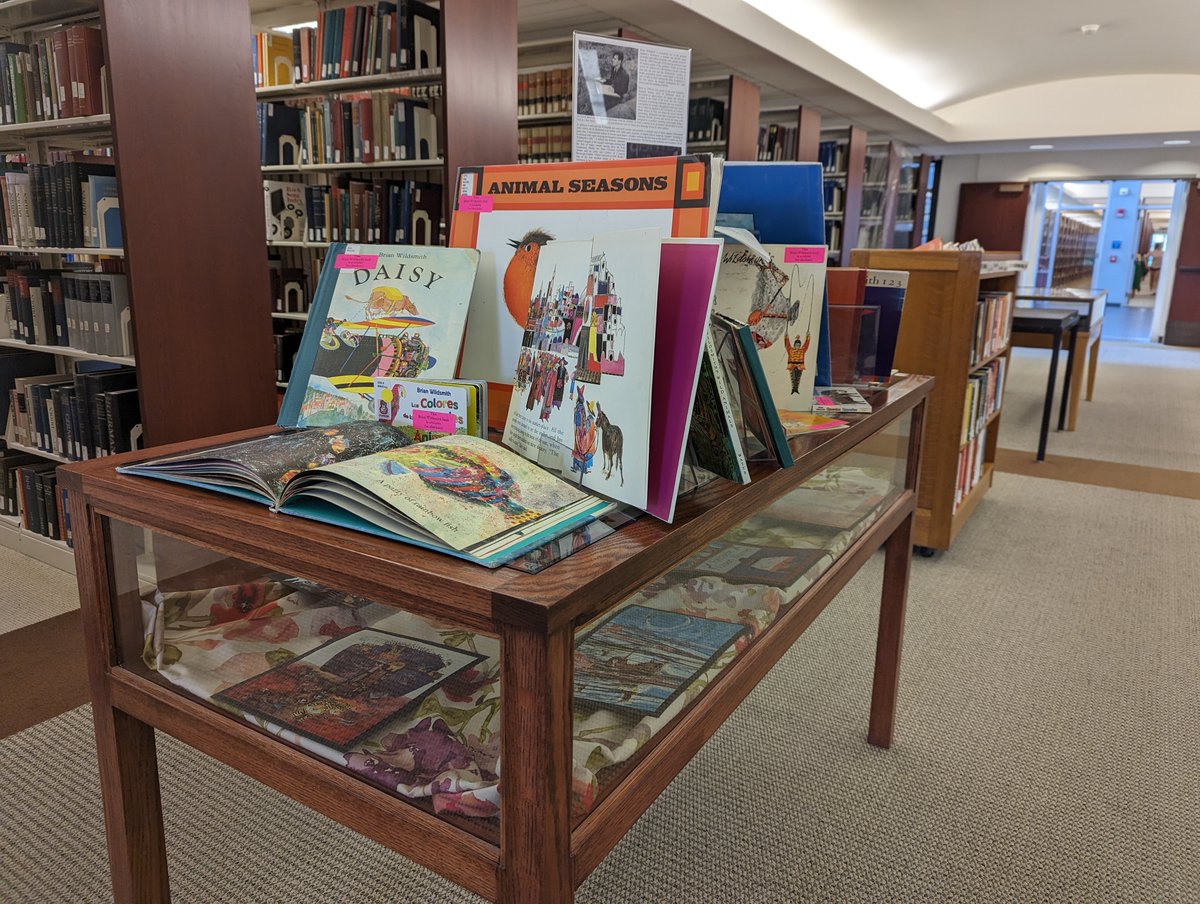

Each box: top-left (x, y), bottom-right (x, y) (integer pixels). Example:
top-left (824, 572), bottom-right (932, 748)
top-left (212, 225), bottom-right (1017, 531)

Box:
top-left (263, 181), bottom-right (307, 244)
top-left (279, 244), bottom-right (481, 428)
top-left (862, 269), bottom-right (909, 378)
top-left (118, 424), bottom-right (613, 568)
top-left (448, 154), bottom-right (719, 421)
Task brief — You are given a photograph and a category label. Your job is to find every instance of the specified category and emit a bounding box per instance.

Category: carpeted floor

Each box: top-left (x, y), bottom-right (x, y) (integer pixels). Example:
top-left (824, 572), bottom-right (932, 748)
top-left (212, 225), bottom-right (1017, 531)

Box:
top-left (999, 341), bottom-right (1200, 471)
top-left (2, 470), bottom-right (1198, 903)
top-left (0, 542), bottom-right (79, 634)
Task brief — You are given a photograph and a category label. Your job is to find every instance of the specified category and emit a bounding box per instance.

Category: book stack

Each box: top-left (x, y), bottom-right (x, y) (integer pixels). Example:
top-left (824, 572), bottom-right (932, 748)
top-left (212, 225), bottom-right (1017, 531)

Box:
top-left (970, 291), bottom-right (1014, 366)
top-left (517, 67), bottom-right (571, 116)
top-left (260, 2), bottom-right (440, 85)
top-left (2, 455), bottom-right (71, 546)
top-left (272, 178), bottom-right (441, 245)
top-left (961, 358), bottom-right (1006, 448)
top-left (8, 363), bottom-right (140, 461)
top-left (688, 97), bottom-right (725, 143)
top-left (518, 124), bottom-right (571, 164)
top-left (955, 425), bottom-right (987, 511)
top-left (0, 268), bottom-right (132, 356)
top-left (258, 94), bottom-right (440, 166)
top-left (1, 154), bottom-right (119, 249)
top-left (272, 326), bottom-right (304, 384)
top-left (818, 140), bottom-right (847, 174)
top-left (757, 123), bottom-right (797, 161)
top-left (0, 25), bottom-right (106, 124)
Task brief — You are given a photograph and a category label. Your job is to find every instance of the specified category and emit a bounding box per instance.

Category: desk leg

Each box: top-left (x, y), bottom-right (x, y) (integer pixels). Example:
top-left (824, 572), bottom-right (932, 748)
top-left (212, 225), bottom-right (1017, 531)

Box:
top-left (72, 503), bottom-right (170, 904)
top-left (1086, 335), bottom-right (1102, 402)
top-left (1037, 331), bottom-right (1062, 461)
top-left (499, 623), bottom-right (574, 904)
top-left (1065, 328), bottom-right (1086, 431)
top-left (1058, 324), bottom-right (1079, 432)
top-left (869, 511), bottom-right (913, 748)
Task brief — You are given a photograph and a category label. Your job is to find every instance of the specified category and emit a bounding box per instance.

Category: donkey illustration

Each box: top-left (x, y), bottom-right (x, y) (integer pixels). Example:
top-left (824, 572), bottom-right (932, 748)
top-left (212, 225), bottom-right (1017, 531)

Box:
top-left (595, 404), bottom-right (624, 487)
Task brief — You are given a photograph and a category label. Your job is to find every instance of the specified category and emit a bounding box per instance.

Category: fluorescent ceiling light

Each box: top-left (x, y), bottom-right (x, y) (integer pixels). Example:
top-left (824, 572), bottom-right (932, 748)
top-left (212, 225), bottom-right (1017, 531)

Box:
top-left (741, 0), bottom-right (949, 109)
top-left (1163, 139), bottom-right (1192, 145)
top-left (1029, 144), bottom-right (1054, 150)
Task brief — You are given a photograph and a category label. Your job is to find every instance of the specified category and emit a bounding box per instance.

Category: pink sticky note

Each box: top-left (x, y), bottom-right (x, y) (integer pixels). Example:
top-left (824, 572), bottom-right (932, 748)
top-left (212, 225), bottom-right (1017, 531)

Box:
top-left (334, 253), bottom-right (380, 269)
top-left (814, 395), bottom-right (835, 407)
top-left (458, 194), bottom-right (495, 213)
top-left (783, 246), bottom-right (826, 264)
top-left (413, 409), bottom-right (457, 434)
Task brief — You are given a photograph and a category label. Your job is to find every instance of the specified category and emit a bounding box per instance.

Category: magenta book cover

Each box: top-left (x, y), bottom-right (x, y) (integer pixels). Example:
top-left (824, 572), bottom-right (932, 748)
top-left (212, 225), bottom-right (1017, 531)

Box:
top-left (645, 238), bottom-right (724, 521)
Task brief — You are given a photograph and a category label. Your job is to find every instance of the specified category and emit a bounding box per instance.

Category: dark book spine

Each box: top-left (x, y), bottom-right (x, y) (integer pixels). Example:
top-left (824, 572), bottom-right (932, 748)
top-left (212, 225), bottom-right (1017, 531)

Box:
top-left (32, 469), bottom-right (47, 537)
top-left (18, 466), bottom-right (35, 530)
top-left (94, 391), bottom-right (109, 456)
top-left (59, 483), bottom-right (71, 548)
top-left (42, 472), bottom-right (59, 540)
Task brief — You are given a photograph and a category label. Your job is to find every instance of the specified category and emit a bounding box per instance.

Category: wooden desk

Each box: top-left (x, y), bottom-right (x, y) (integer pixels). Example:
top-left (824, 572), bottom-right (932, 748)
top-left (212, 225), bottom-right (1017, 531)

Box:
top-left (1012, 288), bottom-right (1106, 431)
top-left (61, 376), bottom-right (930, 904)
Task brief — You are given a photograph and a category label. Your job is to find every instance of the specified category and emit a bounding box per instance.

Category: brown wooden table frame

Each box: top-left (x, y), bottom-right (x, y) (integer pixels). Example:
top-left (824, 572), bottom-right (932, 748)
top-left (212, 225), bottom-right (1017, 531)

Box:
top-left (61, 376), bottom-right (931, 904)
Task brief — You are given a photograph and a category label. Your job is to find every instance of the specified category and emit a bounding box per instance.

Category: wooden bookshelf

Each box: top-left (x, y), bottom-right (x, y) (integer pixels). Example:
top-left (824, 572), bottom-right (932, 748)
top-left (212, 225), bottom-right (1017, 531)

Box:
top-left (849, 248), bottom-right (1021, 551)
top-left (821, 125), bottom-right (866, 265)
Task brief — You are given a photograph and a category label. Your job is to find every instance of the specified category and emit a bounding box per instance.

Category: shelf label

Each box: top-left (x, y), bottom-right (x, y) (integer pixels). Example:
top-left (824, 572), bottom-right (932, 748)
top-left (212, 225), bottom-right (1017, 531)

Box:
top-left (783, 246), bottom-right (826, 264)
top-left (334, 253), bottom-right (380, 270)
top-left (458, 194), bottom-right (494, 213)
top-left (413, 409), bottom-right (458, 434)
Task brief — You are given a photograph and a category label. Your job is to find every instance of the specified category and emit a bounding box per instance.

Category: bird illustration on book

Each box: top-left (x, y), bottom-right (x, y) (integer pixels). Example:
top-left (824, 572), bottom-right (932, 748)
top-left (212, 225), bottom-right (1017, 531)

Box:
top-left (503, 228), bottom-right (554, 327)
top-left (596, 403), bottom-right (624, 486)
top-left (404, 443), bottom-right (538, 524)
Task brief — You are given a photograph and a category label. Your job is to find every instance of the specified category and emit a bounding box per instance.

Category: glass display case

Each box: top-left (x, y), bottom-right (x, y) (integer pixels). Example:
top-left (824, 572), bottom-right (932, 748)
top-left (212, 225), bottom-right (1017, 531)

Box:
top-left (65, 375), bottom-right (930, 904)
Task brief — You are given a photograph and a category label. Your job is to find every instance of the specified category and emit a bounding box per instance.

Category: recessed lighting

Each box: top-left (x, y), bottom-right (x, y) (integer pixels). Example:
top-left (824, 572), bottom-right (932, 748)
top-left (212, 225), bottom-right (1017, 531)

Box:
top-left (1080, 23), bottom-right (1100, 35)
top-left (1029, 144), bottom-right (1054, 150)
top-left (1163, 139), bottom-right (1192, 146)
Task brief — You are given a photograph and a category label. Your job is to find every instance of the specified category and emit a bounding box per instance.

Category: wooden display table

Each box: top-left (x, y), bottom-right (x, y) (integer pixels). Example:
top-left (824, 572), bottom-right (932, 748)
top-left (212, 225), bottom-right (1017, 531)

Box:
top-left (62, 375), bottom-right (930, 904)
top-left (1012, 287), bottom-right (1107, 431)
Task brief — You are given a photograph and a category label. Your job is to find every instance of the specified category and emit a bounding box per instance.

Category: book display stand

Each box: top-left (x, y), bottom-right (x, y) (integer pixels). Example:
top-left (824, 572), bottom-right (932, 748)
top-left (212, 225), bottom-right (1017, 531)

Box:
top-left (850, 248), bottom-right (1020, 552)
top-left (64, 375), bottom-right (929, 904)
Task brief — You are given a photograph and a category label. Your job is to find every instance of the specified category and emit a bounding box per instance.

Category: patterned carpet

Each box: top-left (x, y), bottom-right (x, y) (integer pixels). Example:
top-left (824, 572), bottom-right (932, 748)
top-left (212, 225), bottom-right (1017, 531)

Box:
top-left (2, 471), bottom-right (1198, 902)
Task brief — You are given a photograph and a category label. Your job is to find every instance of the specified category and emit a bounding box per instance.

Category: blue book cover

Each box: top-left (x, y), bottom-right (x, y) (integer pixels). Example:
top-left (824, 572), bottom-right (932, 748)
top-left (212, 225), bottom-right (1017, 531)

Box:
top-left (89, 175), bottom-right (121, 248)
top-left (716, 161), bottom-right (832, 387)
top-left (862, 269), bottom-right (909, 378)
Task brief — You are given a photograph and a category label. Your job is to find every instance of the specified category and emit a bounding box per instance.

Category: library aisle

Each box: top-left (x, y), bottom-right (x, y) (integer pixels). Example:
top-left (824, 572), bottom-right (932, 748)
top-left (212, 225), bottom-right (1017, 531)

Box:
top-left (2, 349), bottom-right (1198, 902)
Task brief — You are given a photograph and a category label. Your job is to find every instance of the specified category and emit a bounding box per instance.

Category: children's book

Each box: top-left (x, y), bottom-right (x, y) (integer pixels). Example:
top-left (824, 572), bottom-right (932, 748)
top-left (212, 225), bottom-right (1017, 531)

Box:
top-left (118, 423), bottom-right (612, 568)
top-left (501, 229), bottom-right (662, 511)
top-left (775, 410), bottom-right (849, 436)
top-left (863, 269), bottom-right (909, 378)
top-left (373, 377), bottom-right (486, 439)
top-left (215, 628), bottom-right (485, 751)
top-left (813, 386), bottom-right (871, 414)
top-left (279, 244), bottom-right (481, 428)
top-left (687, 333), bottom-right (750, 485)
top-left (574, 605), bottom-right (746, 717)
top-left (448, 154), bottom-right (718, 426)
top-left (712, 232), bottom-right (826, 412)
top-left (711, 313), bottom-right (793, 467)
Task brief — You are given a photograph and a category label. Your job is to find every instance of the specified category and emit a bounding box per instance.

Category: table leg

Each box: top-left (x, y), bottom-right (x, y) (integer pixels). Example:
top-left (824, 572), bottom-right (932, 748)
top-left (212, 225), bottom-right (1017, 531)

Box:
top-left (1086, 335), bottom-right (1102, 402)
top-left (73, 502), bottom-right (170, 904)
top-left (1065, 329), bottom-right (1087, 431)
top-left (1058, 324), bottom-right (1080, 431)
top-left (869, 510), bottom-right (914, 748)
top-left (1036, 330), bottom-right (1062, 461)
top-left (499, 623), bottom-right (574, 904)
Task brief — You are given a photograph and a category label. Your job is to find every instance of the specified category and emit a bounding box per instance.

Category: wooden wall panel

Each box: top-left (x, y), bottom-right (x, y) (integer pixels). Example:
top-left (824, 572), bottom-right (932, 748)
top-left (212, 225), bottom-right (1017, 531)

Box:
top-left (955, 182), bottom-right (1030, 251)
top-left (101, 0), bottom-right (278, 446)
top-left (725, 74), bottom-right (760, 161)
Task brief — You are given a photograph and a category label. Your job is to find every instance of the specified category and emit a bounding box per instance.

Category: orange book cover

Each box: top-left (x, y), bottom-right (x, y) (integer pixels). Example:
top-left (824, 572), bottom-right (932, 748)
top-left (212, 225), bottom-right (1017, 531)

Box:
top-left (448, 155), bottom-right (716, 426)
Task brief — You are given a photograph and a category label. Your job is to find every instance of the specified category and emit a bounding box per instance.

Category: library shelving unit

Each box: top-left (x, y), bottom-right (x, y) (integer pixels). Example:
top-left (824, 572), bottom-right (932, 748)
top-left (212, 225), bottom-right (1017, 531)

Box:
top-left (688, 73), bottom-right (762, 161)
top-left (0, 0), bottom-right (278, 572)
top-left (849, 247), bottom-right (1021, 552)
top-left (1050, 215), bottom-right (1100, 286)
top-left (252, 0), bottom-right (518, 371)
top-left (756, 104), bottom-right (821, 163)
top-left (820, 125), bottom-right (866, 265)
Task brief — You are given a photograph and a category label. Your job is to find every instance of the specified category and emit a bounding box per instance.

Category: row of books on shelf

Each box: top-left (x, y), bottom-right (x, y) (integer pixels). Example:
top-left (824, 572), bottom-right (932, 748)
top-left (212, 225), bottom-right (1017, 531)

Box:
top-left (824, 220), bottom-right (842, 253)
top-left (258, 95), bottom-right (439, 167)
top-left (264, 178), bottom-right (441, 245)
top-left (954, 425), bottom-right (988, 511)
top-left (1, 268), bottom-right (131, 357)
top-left (688, 97), bottom-right (725, 143)
top-left (7, 361), bottom-right (140, 462)
top-left (862, 150), bottom-right (890, 184)
top-left (518, 67), bottom-right (571, 117)
top-left (818, 139), bottom-right (847, 174)
top-left (0, 156), bottom-right (120, 250)
top-left (518, 124), bottom-right (571, 164)
top-left (0, 450), bottom-right (72, 547)
top-left (273, 327), bottom-right (303, 383)
top-left (0, 24), bottom-right (105, 125)
top-left (823, 182), bottom-right (844, 214)
top-left (970, 291), bottom-right (1014, 366)
top-left (252, 2), bottom-right (439, 87)
top-left (961, 358), bottom-right (1006, 446)
top-left (269, 263), bottom-right (309, 315)
top-left (756, 123), bottom-right (799, 161)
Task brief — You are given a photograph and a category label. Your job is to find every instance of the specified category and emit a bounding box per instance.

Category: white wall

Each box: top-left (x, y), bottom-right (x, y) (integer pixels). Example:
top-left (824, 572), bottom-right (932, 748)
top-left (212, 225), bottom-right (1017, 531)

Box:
top-left (934, 148), bottom-right (1200, 242)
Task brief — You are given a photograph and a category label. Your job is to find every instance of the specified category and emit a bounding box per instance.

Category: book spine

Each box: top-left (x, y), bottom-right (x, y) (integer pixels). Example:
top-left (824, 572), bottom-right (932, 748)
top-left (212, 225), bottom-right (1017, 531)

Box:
top-left (703, 331), bottom-right (750, 483)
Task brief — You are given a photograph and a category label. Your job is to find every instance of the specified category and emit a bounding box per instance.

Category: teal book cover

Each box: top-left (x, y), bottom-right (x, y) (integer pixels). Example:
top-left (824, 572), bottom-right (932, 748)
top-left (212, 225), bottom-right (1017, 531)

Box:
top-left (279, 244), bottom-right (481, 428)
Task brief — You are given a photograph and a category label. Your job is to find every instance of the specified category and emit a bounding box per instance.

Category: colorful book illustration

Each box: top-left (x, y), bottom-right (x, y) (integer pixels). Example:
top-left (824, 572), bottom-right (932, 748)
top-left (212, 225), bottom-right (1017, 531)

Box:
top-left (712, 313), bottom-right (794, 468)
top-left (863, 269), bottom-right (909, 378)
top-left (448, 154), bottom-right (717, 424)
top-left (716, 161), bottom-right (831, 386)
top-left (670, 539), bottom-right (829, 588)
top-left (573, 605), bottom-right (746, 717)
top-left (502, 229), bottom-right (661, 510)
top-left (118, 427), bottom-right (612, 568)
top-left (374, 377), bottom-right (486, 439)
top-left (215, 628), bottom-right (485, 751)
top-left (279, 243), bottom-right (481, 428)
top-left (712, 235), bottom-right (826, 413)
top-left (813, 386), bottom-right (871, 414)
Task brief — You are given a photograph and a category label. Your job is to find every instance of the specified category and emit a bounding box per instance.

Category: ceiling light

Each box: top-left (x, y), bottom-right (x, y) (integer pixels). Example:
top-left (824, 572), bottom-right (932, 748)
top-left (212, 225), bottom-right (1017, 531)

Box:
top-left (1029, 144), bottom-right (1054, 150)
top-left (1163, 139), bottom-right (1192, 145)
top-left (1080, 24), bottom-right (1100, 35)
